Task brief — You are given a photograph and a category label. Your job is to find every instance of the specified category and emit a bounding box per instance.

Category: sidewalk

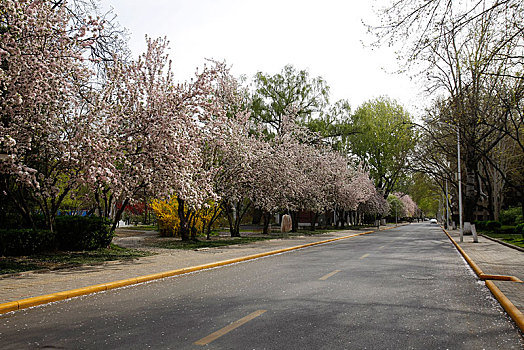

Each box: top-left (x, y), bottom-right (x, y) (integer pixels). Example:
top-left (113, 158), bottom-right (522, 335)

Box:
top-left (446, 228), bottom-right (524, 313)
top-left (0, 228), bottom-right (374, 305)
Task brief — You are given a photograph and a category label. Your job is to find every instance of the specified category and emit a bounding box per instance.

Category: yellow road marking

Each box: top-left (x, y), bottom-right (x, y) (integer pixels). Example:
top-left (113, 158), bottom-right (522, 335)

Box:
top-left (194, 310), bottom-right (267, 345)
top-left (319, 269), bottom-right (342, 280)
top-left (359, 253), bottom-right (370, 259)
top-left (378, 245), bottom-right (386, 250)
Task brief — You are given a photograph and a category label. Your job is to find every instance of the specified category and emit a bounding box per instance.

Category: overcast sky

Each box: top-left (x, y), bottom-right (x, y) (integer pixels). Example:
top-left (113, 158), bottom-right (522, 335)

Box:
top-left (103, 0), bottom-right (423, 115)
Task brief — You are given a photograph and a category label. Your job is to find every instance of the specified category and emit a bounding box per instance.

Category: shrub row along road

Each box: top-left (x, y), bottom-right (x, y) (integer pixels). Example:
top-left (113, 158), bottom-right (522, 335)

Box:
top-left (1, 223), bottom-right (522, 349)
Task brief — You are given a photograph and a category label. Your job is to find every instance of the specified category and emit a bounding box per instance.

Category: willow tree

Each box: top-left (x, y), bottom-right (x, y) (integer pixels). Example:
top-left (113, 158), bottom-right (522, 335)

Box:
top-left (250, 65), bottom-right (330, 136)
top-left (345, 96), bottom-right (417, 198)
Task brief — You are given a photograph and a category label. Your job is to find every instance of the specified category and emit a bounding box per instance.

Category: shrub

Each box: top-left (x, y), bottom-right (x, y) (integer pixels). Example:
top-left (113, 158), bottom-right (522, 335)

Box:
top-left (474, 221), bottom-right (487, 230)
top-left (151, 198), bottom-right (179, 237)
top-left (500, 207), bottom-right (523, 226)
top-left (485, 220), bottom-right (502, 231)
top-left (0, 229), bottom-right (54, 256)
top-left (55, 216), bottom-right (113, 251)
top-left (474, 220), bottom-right (502, 232)
top-left (0, 216), bottom-right (112, 256)
top-left (0, 212), bottom-right (25, 229)
top-left (515, 223), bottom-right (524, 237)
top-left (495, 226), bottom-right (518, 234)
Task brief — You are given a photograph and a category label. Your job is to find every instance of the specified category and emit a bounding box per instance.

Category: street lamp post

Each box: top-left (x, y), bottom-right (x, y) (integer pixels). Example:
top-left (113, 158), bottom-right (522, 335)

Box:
top-left (445, 179), bottom-right (450, 229)
top-left (457, 126), bottom-right (464, 243)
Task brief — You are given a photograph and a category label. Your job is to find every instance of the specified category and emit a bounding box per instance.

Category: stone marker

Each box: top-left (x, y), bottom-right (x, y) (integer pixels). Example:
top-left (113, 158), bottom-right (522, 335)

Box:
top-left (281, 214), bottom-right (292, 233)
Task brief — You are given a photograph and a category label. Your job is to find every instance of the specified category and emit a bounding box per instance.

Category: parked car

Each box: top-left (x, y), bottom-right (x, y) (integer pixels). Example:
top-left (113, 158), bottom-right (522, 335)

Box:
top-left (429, 218), bottom-right (437, 224)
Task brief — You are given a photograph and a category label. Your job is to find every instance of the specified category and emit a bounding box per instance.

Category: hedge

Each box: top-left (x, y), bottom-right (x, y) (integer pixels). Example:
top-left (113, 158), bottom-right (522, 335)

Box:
top-left (474, 220), bottom-right (502, 231)
top-left (0, 229), bottom-right (54, 256)
top-left (0, 216), bottom-right (113, 256)
top-left (516, 223), bottom-right (524, 237)
top-left (54, 216), bottom-right (113, 251)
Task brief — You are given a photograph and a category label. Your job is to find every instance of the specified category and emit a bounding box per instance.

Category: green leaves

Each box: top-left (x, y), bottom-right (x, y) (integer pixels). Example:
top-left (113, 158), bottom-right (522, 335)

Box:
top-left (344, 96), bottom-right (416, 196)
top-left (250, 64), bottom-right (329, 136)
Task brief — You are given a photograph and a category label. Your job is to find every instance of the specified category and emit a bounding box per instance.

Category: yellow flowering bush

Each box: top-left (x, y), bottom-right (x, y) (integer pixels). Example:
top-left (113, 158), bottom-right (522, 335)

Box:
top-left (151, 197), bottom-right (222, 238)
top-left (150, 198), bottom-right (180, 237)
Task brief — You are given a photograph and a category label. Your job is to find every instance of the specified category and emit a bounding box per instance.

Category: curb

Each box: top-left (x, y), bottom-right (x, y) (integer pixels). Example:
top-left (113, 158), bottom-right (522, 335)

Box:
top-left (0, 229), bottom-right (385, 315)
top-left (485, 280), bottom-right (524, 333)
top-left (441, 229), bottom-right (522, 282)
top-left (442, 228), bottom-right (524, 333)
top-left (480, 234), bottom-right (524, 253)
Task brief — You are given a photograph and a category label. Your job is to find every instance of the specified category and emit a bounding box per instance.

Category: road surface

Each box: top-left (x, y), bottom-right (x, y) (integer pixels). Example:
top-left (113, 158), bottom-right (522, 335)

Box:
top-left (1, 223), bottom-right (522, 349)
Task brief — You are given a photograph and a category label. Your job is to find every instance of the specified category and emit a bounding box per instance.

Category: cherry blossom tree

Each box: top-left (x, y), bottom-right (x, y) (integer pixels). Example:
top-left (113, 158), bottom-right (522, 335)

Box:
top-left (86, 37), bottom-right (238, 238)
top-left (358, 190), bottom-right (390, 222)
top-left (395, 192), bottom-right (418, 219)
top-left (211, 113), bottom-right (261, 237)
top-left (248, 115), bottom-right (328, 232)
top-left (247, 114), bottom-right (379, 232)
top-left (0, 0), bottom-right (102, 231)
top-left (332, 165), bottom-right (375, 228)
top-left (0, 0), bottom-right (390, 241)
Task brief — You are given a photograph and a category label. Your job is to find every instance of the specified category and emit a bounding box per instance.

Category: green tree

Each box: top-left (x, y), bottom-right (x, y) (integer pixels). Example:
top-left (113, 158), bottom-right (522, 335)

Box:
top-left (250, 65), bottom-right (330, 136)
top-left (306, 99), bottom-right (354, 151)
top-left (408, 173), bottom-right (439, 218)
top-left (346, 96), bottom-right (417, 197)
top-left (387, 194), bottom-right (404, 223)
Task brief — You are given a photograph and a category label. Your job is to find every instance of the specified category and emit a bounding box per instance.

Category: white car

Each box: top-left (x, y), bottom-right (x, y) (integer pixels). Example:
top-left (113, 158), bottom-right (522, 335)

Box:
top-left (429, 219), bottom-right (437, 224)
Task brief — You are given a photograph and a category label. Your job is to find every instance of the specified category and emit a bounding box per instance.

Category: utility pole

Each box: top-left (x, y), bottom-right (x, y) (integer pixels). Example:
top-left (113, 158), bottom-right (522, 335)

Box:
top-left (445, 179), bottom-right (450, 229)
top-left (457, 126), bottom-right (463, 243)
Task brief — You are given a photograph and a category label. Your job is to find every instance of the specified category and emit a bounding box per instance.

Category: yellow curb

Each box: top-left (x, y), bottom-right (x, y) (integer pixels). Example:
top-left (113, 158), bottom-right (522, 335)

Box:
top-left (480, 274), bottom-right (523, 283)
top-left (443, 228), bottom-right (524, 333)
top-left (442, 228), bottom-right (522, 283)
top-left (0, 229), bottom-right (380, 315)
top-left (17, 294), bottom-right (68, 310)
top-left (103, 278), bottom-right (140, 290)
top-left (442, 229), bottom-right (485, 277)
top-left (485, 280), bottom-right (524, 333)
top-left (0, 301), bottom-right (19, 314)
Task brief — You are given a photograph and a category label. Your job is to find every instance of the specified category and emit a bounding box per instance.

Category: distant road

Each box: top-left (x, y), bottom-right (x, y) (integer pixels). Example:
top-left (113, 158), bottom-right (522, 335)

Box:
top-left (1, 223), bottom-right (522, 349)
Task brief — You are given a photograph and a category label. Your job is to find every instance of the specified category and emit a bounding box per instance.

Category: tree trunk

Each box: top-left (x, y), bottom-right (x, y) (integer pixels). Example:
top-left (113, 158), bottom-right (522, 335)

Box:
top-left (463, 157), bottom-right (480, 233)
top-left (290, 211), bottom-right (298, 232)
top-left (262, 211), bottom-right (271, 235)
top-left (223, 200), bottom-right (250, 237)
top-left (222, 202), bottom-right (238, 237)
top-left (206, 222), bottom-right (212, 240)
top-left (521, 191), bottom-right (524, 222)
top-left (484, 172), bottom-right (495, 221)
top-left (310, 212), bottom-right (318, 231)
top-left (189, 212), bottom-right (198, 241)
top-left (177, 197), bottom-right (190, 241)
top-left (337, 209), bottom-right (345, 229)
top-left (111, 198), bottom-right (129, 233)
top-left (233, 217), bottom-right (241, 238)
top-left (205, 207), bottom-right (221, 240)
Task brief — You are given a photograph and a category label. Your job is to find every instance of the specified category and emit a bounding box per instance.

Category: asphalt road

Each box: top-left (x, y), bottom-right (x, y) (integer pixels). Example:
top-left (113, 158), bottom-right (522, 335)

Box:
top-left (1, 223), bottom-right (523, 349)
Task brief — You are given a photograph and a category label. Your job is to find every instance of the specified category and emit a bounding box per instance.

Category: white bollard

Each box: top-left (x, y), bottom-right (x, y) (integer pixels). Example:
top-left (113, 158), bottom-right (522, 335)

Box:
top-left (471, 223), bottom-right (478, 243)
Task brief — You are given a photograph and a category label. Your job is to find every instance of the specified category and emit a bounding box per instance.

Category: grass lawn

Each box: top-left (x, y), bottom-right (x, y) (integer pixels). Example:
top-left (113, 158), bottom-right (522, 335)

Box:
top-left (119, 225), bottom-right (158, 231)
top-left (482, 232), bottom-right (524, 249)
top-left (144, 227), bottom-right (366, 250)
top-left (0, 244), bottom-right (154, 275)
top-left (145, 236), bottom-right (276, 250)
